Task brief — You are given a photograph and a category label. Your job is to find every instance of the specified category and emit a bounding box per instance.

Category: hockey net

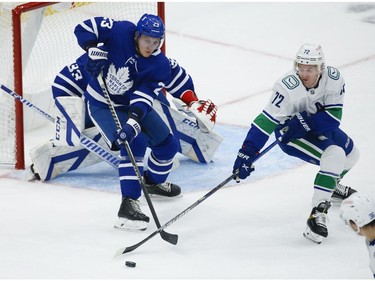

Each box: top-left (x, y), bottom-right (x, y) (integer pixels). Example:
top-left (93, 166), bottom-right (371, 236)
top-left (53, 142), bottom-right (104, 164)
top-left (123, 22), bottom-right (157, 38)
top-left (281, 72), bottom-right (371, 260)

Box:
top-left (0, 2), bottom-right (165, 169)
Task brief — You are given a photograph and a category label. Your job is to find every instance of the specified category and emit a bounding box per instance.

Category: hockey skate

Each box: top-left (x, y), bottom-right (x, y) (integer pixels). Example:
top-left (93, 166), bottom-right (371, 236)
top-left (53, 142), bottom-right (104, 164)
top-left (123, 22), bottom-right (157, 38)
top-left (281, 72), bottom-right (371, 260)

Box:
top-left (145, 182), bottom-right (182, 198)
top-left (331, 183), bottom-right (357, 203)
top-left (114, 197), bottom-right (150, 231)
top-left (303, 200), bottom-right (331, 244)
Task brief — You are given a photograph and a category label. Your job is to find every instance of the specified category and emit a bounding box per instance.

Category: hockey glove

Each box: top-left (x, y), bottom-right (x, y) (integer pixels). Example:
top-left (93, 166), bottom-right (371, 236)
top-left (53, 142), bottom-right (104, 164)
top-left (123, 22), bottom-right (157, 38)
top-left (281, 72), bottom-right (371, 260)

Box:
top-left (116, 118), bottom-right (141, 147)
top-left (189, 99), bottom-right (218, 133)
top-left (279, 111), bottom-right (314, 144)
top-left (86, 46), bottom-right (108, 77)
top-left (232, 145), bottom-right (258, 182)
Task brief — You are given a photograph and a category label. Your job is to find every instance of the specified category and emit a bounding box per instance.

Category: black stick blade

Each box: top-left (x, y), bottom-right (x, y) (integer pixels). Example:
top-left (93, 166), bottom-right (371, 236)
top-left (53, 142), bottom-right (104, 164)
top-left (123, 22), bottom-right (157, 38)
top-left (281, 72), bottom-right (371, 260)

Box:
top-left (161, 230), bottom-right (178, 245)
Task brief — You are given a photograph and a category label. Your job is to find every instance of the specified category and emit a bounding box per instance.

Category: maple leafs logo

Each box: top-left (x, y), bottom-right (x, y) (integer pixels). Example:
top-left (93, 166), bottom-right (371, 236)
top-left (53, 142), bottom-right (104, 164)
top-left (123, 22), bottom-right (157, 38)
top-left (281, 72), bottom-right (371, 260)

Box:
top-left (105, 64), bottom-right (133, 95)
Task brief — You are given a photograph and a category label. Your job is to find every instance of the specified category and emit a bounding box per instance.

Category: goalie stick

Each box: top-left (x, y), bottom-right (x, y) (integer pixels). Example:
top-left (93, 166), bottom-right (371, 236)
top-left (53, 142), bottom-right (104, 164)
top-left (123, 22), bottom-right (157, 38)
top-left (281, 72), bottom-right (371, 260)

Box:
top-left (0, 84), bottom-right (121, 168)
top-left (98, 74), bottom-right (178, 245)
top-left (114, 139), bottom-right (278, 256)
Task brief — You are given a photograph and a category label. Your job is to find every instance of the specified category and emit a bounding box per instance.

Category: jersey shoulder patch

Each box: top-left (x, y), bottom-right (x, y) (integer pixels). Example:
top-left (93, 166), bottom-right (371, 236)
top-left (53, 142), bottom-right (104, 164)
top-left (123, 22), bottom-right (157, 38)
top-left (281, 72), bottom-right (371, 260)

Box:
top-left (281, 74), bottom-right (300, 90)
top-left (327, 66), bottom-right (340, 80)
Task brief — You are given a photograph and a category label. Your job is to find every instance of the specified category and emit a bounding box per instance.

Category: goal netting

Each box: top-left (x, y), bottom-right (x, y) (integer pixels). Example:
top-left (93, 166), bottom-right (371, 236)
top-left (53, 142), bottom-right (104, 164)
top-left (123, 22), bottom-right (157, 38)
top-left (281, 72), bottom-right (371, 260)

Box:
top-left (0, 2), bottom-right (164, 169)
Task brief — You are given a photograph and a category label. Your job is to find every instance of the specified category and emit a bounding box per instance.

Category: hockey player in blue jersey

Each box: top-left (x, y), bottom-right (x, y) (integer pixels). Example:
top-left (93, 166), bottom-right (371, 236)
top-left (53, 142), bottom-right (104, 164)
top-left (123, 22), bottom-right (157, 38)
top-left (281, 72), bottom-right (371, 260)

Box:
top-left (73, 14), bottom-right (177, 230)
top-left (232, 43), bottom-right (360, 243)
top-left (65, 14), bottom-right (217, 230)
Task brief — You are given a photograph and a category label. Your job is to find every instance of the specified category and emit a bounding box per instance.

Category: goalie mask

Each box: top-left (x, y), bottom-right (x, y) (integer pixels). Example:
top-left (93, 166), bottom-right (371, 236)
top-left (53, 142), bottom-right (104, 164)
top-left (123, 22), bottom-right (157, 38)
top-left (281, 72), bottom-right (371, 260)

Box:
top-left (294, 43), bottom-right (325, 73)
top-left (340, 193), bottom-right (375, 230)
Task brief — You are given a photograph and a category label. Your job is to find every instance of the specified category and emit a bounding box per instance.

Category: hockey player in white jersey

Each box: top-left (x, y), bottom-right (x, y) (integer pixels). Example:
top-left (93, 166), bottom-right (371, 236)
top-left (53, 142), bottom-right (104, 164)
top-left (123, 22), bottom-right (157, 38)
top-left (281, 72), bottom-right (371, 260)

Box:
top-left (341, 193), bottom-right (375, 277)
top-left (232, 43), bottom-right (360, 244)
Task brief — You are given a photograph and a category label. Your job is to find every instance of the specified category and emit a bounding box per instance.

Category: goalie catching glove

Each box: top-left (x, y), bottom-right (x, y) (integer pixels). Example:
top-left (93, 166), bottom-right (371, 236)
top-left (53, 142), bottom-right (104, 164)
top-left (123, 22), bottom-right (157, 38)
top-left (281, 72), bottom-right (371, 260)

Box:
top-left (189, 100), bottom-right (217, 133)
top-left (175, 90), bottom-right (218, 133)
top-left (189, 99), bottom-right (217, 133)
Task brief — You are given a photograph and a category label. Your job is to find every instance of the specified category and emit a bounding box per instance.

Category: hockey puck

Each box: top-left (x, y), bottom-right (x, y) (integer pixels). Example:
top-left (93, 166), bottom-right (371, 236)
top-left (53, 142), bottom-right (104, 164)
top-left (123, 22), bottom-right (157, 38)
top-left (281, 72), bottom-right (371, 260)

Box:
top-left (125, 261), bottom-right (136, 268)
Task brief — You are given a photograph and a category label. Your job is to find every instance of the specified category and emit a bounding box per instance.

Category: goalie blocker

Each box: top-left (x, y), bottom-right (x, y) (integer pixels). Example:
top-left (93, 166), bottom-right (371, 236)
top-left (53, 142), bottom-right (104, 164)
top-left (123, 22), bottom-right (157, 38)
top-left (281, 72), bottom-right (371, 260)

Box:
top-left (30, 96), bottom-right (223, 181)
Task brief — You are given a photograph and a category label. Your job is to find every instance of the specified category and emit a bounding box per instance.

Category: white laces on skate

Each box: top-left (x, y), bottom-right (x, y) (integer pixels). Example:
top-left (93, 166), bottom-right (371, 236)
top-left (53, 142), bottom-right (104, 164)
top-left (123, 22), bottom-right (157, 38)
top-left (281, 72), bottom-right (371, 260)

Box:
top-left (158, 182), bottom-right (172, 192)
top-left (129, 199), bottom-right (143, 213)
top-left (313, 212), bottom-right (328, 227)
top-left (335, 183), bottom-right (349, 196)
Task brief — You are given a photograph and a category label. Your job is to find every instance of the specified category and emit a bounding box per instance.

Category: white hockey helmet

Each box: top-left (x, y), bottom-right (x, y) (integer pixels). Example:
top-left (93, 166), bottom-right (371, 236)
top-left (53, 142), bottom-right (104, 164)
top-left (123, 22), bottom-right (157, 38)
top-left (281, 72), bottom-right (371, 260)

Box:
top-left (294, 43), bottom-right (325, 72)
top-left (340, 193), bottom-right (375, 228)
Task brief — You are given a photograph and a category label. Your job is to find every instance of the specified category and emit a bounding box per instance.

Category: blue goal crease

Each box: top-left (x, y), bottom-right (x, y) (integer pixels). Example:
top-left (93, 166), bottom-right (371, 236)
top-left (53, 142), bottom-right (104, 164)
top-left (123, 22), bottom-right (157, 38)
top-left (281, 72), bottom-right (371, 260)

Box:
top-left (50, 124), bottom-right (301, 193)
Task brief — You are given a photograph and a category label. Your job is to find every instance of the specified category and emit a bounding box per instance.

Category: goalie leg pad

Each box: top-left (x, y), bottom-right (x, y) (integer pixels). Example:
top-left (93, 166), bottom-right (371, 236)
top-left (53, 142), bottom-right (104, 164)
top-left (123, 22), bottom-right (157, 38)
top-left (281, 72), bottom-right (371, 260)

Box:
top-left (29, 127), bottom-right (109, 181)
top-left (153, 99), bottom-right (223, 163)
top-left (54, 96), bottom-right (85, 146)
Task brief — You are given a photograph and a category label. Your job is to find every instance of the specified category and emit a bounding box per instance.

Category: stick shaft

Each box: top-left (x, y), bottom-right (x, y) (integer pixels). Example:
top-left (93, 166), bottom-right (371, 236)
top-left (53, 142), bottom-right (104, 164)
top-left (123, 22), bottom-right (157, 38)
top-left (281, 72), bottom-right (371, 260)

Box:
top-left (98, 75), bottom-right (178, 245)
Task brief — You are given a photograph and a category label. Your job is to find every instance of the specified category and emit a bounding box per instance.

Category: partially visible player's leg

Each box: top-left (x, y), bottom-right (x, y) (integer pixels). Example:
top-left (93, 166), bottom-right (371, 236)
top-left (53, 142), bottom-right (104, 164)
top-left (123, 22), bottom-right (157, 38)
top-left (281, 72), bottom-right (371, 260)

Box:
top-left (331, 145), bottom-right (360, 202)
top-left (277, 129), bottom-right (359, 202)
top-left (141, 109), bottom-right (182, 198)
top-left (116, 136), bottom-right (150, 231)
top-left (330, 129), bottom-right (360, 203)
top-left (88, 103), bottom-right (150, 230)
top-left (276, 129), bottom-right (359, 243)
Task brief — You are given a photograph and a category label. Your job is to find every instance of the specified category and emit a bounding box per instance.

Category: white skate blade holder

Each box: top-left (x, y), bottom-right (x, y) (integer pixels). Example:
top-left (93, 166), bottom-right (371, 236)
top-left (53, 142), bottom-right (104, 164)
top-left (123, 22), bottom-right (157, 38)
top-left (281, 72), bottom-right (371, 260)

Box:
top-left (114, 218), bottom-right (148, 231)
top-left (303, 227), bottom-right (324, 244)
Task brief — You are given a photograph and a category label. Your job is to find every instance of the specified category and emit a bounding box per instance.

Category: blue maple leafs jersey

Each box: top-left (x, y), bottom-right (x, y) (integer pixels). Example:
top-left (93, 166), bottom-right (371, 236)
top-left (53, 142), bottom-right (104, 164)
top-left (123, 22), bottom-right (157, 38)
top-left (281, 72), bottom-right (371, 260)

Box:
top-left (243, 67), bottom-right (346, 151)
top-left (164, 58), bottom-right (195, 99)
top-left (74, 17), bottom-right (171, 118)
top-left (53, 55), bottom-right (194, 102)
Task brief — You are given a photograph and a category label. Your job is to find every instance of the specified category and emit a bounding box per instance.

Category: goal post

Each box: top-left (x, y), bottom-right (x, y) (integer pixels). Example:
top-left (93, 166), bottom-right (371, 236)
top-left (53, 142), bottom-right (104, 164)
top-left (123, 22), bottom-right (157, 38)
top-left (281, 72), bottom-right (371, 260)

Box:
top-left (12, 2), bottom-right (55, 170)
top-left (0, 2), bottom-right (166, 170)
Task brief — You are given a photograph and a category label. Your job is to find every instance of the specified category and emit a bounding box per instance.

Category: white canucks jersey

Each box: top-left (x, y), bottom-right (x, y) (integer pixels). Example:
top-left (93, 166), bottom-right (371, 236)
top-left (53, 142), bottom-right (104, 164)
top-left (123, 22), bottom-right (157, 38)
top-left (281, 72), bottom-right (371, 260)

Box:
top-left (264, 66), bottom-right (345, 123)
top-left (243, 66), bottom-right (346, 151)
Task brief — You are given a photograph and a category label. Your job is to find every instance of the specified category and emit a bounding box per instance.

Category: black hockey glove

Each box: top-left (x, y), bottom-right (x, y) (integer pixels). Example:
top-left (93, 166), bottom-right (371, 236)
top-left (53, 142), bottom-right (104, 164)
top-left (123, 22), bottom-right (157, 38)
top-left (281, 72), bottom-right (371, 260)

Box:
top-left (279, 111), bottom-right (314, 144)
top-left (232, 145), bottom-right (258, 182)
top-left (86, 46), bottom-right (108, 77)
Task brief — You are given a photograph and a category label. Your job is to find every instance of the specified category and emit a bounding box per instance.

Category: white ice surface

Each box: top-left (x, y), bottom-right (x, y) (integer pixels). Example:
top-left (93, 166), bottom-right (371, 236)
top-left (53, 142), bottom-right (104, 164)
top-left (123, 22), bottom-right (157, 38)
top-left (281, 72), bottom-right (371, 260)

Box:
top-left (1, 2), bottom-right (375, 279)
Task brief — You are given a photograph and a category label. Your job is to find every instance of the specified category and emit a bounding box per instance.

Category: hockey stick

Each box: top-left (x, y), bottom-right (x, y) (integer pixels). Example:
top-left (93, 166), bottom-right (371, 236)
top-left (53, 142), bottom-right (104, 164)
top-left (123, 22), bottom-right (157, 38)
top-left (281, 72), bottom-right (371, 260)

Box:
top-left (0, 84), bottom-right (121, 168)
top-left (97, 75), bottom-right (178, 245)
top-left (114, 139), bottom-right (278, 256)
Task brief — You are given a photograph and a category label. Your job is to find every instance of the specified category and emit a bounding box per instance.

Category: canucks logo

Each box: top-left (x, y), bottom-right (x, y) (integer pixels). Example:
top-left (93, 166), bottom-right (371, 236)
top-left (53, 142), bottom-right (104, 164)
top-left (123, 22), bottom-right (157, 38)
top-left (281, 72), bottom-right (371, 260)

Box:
top-left (282, 75), bottom-right (299, 90)
top-left (327, 66), bottom-right (340, 80)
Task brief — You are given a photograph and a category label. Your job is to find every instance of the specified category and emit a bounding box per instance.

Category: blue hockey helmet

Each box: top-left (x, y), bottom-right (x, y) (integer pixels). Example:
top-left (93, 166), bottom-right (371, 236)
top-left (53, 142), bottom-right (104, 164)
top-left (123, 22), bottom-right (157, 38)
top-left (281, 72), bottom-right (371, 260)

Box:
top-left (136, 13), bottom-right (165, 39)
